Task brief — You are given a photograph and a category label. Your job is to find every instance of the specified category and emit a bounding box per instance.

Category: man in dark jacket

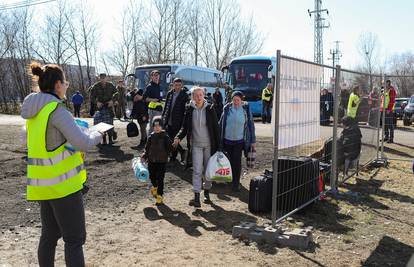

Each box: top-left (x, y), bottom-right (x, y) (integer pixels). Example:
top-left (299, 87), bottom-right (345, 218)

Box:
top-left (144, 70), bottom-right (163, 134)
top-left (162, 78), bottom-right (188, 162)
top-left (131, 88), bottom-right (149, 147)
top-left (173, 86), bottom-right (220, 208)
top-left (213, 87), bottom-right (223, 119)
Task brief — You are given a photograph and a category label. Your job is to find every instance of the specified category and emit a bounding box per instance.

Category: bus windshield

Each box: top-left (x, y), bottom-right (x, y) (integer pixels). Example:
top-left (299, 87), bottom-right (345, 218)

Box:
top-left (135, 67), bottom-right (171, 96)
top-left (228, 63), bottom-right (268, 90)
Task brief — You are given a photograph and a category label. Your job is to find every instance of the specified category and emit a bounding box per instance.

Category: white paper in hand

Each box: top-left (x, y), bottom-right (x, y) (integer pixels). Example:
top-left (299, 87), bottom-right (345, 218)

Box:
top-left (89, 122), bottom-right (114, 133)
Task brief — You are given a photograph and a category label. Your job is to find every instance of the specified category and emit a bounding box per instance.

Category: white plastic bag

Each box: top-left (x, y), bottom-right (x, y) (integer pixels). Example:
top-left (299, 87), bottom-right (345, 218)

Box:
top-left (205, 151), bottom-right (232, 182)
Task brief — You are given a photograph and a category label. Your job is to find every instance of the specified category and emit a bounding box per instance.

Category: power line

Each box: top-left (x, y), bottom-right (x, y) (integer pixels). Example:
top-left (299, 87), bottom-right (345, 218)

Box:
top-left (328, 41), bottom-right (342, 77)
top-left (308, 0), bottom-right (330, 65)
top-left (0, 0), bottom-right (56, 11)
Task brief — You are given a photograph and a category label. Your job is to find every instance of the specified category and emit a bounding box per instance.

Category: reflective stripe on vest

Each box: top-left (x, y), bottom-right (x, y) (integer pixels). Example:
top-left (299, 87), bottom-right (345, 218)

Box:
top-left (27, 149), bottom-right (74, 166)
top-left (148, 101), bottom-right (162, 109)
top-left (26, 101), bottom-right (86, 201)
top-left (262, 88), bottom-right (272, 102)
top-left (27, 164), bottom-right (85, 186)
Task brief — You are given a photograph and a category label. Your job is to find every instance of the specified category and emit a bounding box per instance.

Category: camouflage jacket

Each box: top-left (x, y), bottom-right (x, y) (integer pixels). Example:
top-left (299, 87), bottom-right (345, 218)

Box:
top-left (89, 82), bottom-right (117, 104)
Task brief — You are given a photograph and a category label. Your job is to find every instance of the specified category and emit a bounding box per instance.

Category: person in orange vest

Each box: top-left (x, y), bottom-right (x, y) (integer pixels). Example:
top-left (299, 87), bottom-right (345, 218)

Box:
top-left (381, 80), bottom-right (397, 143)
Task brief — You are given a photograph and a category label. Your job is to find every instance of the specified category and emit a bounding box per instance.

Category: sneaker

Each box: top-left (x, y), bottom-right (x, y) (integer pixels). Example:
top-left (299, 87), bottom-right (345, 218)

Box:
top-left (156, 195), bottom-right (163, 205)
top-left (150, 187), bottom-right (158, 198)
top-left (189, 193), bottom-right (201, 208)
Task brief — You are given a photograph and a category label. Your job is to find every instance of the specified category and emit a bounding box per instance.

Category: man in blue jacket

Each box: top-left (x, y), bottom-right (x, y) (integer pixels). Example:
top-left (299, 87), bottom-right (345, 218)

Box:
top-left (71, 91), bottom-right (84, 117)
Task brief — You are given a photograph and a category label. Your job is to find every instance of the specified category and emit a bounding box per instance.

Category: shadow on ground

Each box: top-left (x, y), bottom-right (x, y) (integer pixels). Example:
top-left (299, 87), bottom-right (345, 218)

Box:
top-left (361, 235), bottom-right (414, 266)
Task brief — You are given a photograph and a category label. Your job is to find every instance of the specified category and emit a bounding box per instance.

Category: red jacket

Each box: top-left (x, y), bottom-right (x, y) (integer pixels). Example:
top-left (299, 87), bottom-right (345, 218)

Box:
top-left (388, 86), bottom-right (397, 112)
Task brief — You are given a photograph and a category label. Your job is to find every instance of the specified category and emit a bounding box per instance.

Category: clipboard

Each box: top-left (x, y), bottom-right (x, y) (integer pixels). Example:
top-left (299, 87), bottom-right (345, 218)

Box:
top-left (89, 122), bottom-right (114, 133)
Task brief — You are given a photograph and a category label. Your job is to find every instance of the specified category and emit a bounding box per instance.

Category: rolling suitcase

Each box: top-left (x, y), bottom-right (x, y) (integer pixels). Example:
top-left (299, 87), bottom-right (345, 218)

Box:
top-left (248, 171), bottom-right (273, 213)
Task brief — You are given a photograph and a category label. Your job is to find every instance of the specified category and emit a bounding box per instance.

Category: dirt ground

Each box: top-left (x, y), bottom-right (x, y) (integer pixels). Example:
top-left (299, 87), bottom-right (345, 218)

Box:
top-left (1, 122), bottom-right (414, 267)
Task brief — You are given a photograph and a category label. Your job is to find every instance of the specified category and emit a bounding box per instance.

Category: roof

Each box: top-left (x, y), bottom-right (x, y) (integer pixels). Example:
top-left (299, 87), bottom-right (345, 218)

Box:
top-left (135, 64), bottom-right (220, 73)
top-left (230, 55), bottom-right (276, 63)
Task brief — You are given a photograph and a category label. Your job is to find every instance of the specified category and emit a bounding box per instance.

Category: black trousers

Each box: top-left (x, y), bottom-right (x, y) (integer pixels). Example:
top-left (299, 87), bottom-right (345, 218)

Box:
top-left (73, 104), bottom-right (81, 118)
top-left (262, 101), bottom-right (272, 123)
top-left (148, 162), bottom-right (166, 196)
top-left (224, 142), bottom-right (244, 188)
top-left (38, 190), bottom-right (86, 267)
top-left (384, 112), bottom-right (395, 140)
top-left (167, 126), bottom-right (184, 159)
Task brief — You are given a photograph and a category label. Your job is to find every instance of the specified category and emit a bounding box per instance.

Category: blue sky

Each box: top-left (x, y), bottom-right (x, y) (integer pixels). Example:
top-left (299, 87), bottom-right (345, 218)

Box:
top-left (3, 0), bottom-right (413, 70)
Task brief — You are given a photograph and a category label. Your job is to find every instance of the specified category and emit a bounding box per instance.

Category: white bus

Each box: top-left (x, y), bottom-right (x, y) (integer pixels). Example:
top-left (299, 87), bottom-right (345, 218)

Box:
top-left (126, 64), bottom-right (223, 99)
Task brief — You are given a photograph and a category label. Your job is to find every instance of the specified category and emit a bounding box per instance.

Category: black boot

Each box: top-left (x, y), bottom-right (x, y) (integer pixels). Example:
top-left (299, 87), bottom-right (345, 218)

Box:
top-left (108, 134), bottom-right (114, 145)
top-left (189, 193), bottom-right (201, 208)
top-left (179, 148), bottom-right (187, 164)
top-left (102, 134), bottom-right (107, 145)
top-left (204, 190), bottom-right (211, 204)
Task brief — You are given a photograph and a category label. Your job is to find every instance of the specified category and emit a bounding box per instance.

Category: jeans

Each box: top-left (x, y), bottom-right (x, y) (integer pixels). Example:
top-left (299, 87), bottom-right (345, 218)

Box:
top-left (262, 101), bottom-right (272, 123)
top-left (148, 162), bottom-right (166, 196)
top-left (148, 109), bottom-right (162, 135)
top-left (224, 142), bottom-right (244, 189)
top-left (192, 145), bottom-right (212, 193)
top-left (38, 190), bottom-right (86, 267)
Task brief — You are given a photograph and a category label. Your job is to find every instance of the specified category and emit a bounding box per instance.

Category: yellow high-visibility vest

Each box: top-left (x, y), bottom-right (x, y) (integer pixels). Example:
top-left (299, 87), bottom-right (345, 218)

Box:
top-left (26, 102), bottom-right (86, 200)
top-left (262, 88), bottom-right (272, 102)
top-left (381, 92), bottom-right (390, 111)
top-left (347, 93), bottom-right (360, 119)
top-left (148, 101), bottom-right (163, 110)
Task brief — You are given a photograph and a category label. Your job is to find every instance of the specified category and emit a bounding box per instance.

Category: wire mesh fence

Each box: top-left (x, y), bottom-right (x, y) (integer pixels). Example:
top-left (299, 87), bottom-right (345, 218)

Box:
top-left (271, 54), bottom-right (335, 224)
top-left (333, 69), bottom-right (383, 184)
top-left (270, 51), bottom-right (387, 226)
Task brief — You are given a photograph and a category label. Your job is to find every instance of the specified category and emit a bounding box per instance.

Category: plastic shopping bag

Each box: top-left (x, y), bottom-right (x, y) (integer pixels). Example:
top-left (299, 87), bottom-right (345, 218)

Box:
top-left (205, 151), bottom-right (232, 182)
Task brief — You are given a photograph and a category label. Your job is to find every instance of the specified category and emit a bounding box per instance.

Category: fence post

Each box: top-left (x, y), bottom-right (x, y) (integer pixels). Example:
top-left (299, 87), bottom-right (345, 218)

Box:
top-left (376, 74), bottom-right (382, 161)
top-left (381, 74), bottom-right (386, 160)
top-left (330, 64), bottom-right (341, 191)
top-left (271, 50), bottom-right (281, 228)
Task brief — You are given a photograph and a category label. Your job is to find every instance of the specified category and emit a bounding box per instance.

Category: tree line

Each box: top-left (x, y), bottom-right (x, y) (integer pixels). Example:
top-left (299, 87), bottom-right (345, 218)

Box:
top-left (0, 0), bottom-right (264, 113)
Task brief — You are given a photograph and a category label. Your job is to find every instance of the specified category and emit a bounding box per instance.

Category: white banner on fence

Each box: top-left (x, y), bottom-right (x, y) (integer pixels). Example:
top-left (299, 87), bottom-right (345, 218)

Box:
top-left (272, 58), bottom-right (322, 149)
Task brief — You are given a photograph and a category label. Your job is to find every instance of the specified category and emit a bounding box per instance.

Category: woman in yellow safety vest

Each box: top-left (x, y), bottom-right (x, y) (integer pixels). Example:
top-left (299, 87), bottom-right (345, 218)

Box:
top-left (21, 62), bottom-right (103, 267)
top-left (347, 85), bottom-right (361, 121)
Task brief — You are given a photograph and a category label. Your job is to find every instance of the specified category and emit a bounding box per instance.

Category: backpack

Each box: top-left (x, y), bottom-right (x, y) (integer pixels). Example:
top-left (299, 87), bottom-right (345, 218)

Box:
top-left (127, 121), bottom-right (139, 137)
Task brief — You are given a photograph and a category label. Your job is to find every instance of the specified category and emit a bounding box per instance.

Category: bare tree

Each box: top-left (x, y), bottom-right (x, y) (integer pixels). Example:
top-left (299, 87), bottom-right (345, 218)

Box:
top-left (389, 52), bottom-right (414, 97)
top-left (357, 32), bottom-right (380, 90)
top-left (34, 0), bottom-right (73, 65)
top-left (200, 0), bottom-right (264, 69)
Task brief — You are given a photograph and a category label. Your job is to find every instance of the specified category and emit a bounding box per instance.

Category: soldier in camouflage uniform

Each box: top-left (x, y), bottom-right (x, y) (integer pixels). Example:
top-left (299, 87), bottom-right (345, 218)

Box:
top-left (113, 80), bottom-right (127, 120)
top-left (89, 73), bottom-right (117, 145)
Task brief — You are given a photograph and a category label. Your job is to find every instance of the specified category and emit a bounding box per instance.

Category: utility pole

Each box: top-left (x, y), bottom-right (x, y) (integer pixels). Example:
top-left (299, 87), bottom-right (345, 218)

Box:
top-left (328, 41), bottom-right (342, 78)
top-left (308, 0), bottom-right (329, 65)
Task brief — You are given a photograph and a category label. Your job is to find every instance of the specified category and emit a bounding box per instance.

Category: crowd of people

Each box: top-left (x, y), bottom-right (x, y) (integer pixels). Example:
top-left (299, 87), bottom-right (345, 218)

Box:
top-left (20, 63), bottom-right (258, 266)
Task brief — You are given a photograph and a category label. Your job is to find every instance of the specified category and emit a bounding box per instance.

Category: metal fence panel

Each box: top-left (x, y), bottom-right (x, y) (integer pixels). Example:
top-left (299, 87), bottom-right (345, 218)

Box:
top-left (272, 53), bottom-right (336, 225)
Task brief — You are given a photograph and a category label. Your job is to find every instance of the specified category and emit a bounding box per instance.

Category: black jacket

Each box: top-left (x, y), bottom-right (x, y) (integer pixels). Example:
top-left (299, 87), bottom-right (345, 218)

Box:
top-left (143, 131), bottom-right (171, 163)
top-left (176, 102), bottom-right (220, 155)
top-left (130, 90), bottom-right (148, 123)
top-left (161, 89), bottom-right (188, 131)
top-left (340, 124), bottom-right (362, 161)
